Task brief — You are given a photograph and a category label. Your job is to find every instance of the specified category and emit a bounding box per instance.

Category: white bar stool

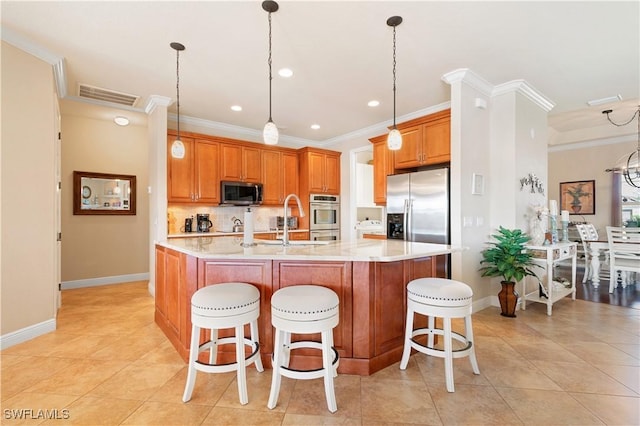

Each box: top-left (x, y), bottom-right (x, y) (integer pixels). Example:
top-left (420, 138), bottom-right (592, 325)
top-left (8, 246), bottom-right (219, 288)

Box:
top-left (182, 282), bottom-right (264, 405)
top-left (267, 285), bottom-right (340, 413)
top-left (399, 277), bottom-right (480, 392)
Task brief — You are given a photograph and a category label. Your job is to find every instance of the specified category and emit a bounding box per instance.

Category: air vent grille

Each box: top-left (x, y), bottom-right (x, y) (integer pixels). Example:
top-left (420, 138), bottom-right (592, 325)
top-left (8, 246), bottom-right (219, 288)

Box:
top-left (78, 84), bottom-right (139, 107)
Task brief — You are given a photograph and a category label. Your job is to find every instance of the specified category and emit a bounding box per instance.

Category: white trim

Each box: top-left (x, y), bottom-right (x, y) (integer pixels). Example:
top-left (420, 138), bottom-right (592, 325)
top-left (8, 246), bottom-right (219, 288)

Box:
top-left (548, 134), bottom-right (636, 152)
top-left (473, 296), bottom-right (495, 314)
top-left (442, 68), bottom-right (493, 97)
top-left (61, 273), bottom-right (150, 290)
top-left (0, 319), bottom-right (56, 350)
top-left (493, 79), bottom-right (555, 112)
top-left (145, 95), bottom-right (172, 114)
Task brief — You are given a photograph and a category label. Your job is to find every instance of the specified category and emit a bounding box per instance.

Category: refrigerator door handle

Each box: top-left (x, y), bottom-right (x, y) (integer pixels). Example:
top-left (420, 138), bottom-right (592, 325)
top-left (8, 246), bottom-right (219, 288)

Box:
top-left (403, 199), bottom-right (409, 241)
top-left (406, 199), bottom-right (413, 241)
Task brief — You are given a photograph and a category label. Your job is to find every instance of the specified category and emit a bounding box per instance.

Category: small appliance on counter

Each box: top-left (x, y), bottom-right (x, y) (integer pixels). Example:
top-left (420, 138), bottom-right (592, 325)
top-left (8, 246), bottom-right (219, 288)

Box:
top-left (196, 213), bottom-right (213, 232)
top-left (356, 219), bottom-right (384, 238)
top-left (181, 216), bottom-right (193, 233)
top-left (231, 216), bottom-right (244, 233)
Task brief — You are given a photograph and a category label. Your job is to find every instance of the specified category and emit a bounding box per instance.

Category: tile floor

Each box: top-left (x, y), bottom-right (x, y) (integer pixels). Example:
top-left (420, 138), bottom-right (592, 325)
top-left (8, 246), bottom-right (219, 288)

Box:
top-left (1, 281), bottom-right (639, 425)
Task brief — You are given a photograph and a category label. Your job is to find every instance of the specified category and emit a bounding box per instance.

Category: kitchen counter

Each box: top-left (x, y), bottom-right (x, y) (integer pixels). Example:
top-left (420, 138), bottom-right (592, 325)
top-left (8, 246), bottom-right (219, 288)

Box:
top-left (155, 238), bottom-right (459, 375)
top-left (157, 236), bottom-right (457, 262)
top-left (167, 229), bottom-right (309, 238)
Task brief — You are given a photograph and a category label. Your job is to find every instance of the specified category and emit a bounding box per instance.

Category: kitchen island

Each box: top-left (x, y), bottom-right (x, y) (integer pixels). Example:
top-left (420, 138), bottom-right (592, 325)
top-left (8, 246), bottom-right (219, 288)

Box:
top-left (155, 237), bottom-right (458, 375)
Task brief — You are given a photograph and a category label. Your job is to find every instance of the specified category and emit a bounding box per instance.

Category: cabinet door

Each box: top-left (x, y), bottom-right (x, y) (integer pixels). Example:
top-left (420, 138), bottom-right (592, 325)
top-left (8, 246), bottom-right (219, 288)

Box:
top-left (307, 151), bottom-right (326, 193)
top-left (155, 247), bottom-right (167, 322)
top-left (423, 119), bottom-right (450, 165)
top-left (243, 146), bottom-right (262, 183)
top-left (393, 126), bottom-right (423, 169)
top-left (194, 140), bottom-right (220, 203)
top-left (219, 144), bottom-right (243, 181)
top-left (324, 154), bottom-right (340, 194)
top-left (261, 150), bottom-right (283, 205)
top-left (282, 152), bottom-right (298, 198)
top-left (168, 137), bottom-right (195, 202)
top-left (371, 138), bottom-right (394, 204)
top-left (164, 248), bottom-right (182, 336)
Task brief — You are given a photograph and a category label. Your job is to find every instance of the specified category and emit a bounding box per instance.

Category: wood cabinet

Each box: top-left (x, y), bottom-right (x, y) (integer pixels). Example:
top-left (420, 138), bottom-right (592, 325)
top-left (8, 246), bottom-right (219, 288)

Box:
top-left (261, 149), bottom-right (298, 205)
top-left (168, 136), bottom-right (220, 203)
top-left (393, 109), bottom-right (451, 169)
top-left (299, 148), bottom-right (340, 195)
top-left (220, 143), bottom-right (262, 183)
top-left (369, 134), bottom-right (395, 205)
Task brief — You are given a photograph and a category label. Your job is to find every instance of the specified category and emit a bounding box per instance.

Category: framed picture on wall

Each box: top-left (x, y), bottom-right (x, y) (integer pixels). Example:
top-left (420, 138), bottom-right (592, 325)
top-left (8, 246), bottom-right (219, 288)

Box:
top-left (560, 180), bottom-right (595, 215)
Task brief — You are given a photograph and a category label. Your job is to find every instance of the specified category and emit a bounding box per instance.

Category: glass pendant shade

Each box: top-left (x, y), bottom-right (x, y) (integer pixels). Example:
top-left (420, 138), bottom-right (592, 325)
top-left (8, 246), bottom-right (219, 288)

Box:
top-left (171, 138), bottom-right (185, 159)
top-left (263, 120), bottom-right (279, 145)
top-left (387, 128), bottom-right (403, 150)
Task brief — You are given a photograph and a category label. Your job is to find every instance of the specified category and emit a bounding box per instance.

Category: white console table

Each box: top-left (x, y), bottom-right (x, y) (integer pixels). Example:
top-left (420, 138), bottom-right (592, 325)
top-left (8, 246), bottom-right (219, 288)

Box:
top-left (522, 242), bottom-right (577, 315)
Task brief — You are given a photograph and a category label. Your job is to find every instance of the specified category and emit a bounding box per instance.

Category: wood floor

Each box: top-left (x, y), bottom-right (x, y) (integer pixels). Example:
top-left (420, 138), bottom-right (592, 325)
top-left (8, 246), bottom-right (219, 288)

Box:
top-left (1, 280), bottom-right (638, 425)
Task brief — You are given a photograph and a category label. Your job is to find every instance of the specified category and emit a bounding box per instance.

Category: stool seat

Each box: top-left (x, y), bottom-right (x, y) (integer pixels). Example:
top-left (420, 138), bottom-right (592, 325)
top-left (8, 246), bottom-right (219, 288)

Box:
top-left (183, 283), bottom-right (263, 406)
top-left (400, 278), bottom-right (480, 393)
top-left (407, 278), bottom-right (473, 307)
top-left (191, 282), bottom-right (260, 317)
top-left (268, 285), bottom-right (340, 413)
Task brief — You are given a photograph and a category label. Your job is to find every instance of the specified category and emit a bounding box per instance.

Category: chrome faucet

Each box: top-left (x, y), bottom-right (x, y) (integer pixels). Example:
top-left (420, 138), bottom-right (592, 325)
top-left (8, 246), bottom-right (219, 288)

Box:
top-left (282, 193), bottom-right (306, 246)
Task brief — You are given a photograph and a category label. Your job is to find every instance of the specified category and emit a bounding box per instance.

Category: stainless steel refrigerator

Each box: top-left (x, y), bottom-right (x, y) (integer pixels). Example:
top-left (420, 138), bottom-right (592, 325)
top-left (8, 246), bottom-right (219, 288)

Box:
top-left (386, 168), bottom-right (450, 276)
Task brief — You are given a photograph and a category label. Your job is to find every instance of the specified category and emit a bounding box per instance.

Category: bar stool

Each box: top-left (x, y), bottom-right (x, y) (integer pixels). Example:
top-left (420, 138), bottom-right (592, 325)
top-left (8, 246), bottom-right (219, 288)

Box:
top-left (267, 285), bottom-right (340, 413)
top-left (399, 277), bottom-right (480, 392)
top-left (182, 282), bottom-right (264, 405)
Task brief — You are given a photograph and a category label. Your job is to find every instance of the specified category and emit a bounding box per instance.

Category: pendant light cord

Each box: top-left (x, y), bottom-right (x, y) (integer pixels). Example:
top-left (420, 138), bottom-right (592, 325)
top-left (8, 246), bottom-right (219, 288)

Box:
top-left (392, 24), bottom-right (397, 128)
top-left (176, 48), bottom-right (181, 138)
top-left (268, 11), bottom-right (273, 122)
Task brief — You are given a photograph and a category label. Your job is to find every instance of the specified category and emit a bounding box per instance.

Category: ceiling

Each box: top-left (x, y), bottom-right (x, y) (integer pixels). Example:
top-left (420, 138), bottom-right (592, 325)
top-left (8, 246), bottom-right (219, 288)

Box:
top-left (2, 1), bottom-right (639, 148)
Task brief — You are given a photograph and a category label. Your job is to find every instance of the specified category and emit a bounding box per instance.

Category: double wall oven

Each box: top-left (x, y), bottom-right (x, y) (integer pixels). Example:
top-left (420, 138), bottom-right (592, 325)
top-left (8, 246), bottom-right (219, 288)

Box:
top-left (309, 194), bottom-right (340, 241)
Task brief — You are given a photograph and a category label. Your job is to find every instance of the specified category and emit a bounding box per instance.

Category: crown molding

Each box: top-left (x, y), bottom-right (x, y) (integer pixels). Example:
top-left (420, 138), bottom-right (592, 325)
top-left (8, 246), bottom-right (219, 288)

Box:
top-left (145, 96), bottom-right (172, 114)
top-left (493, 79), bottom-right (555, 112)
top-left (548, 133), bottom-right (635, 152)
top-left (441, 68), bottom-right (493, 97)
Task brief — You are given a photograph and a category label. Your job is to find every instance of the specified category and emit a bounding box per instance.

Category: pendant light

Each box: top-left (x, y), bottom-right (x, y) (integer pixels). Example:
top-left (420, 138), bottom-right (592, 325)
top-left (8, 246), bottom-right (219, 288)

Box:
top-left (262, 1), bottom-right (279, 145)
top-left (387, 16), bottom-right (403, 151)
top-left (604, 105), bottom-right (640, 188)
top-left (170, 42), bottom-right (186, 159)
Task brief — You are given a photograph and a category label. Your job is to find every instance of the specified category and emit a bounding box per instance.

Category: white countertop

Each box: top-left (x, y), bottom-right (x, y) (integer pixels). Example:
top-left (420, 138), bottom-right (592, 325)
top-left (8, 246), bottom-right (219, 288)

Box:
top-left (168, 229), bottom-right (309, 238)
top-left (157, 237), bottom-right (459, 262)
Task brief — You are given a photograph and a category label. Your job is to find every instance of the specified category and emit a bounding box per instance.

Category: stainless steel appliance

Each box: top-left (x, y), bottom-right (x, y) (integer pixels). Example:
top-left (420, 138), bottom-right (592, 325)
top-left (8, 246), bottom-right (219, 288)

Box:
top-left (309, 194), bottom-right (340, 231)
top-left (182, 216), bottom-right (193, 233)
top-left (220, 181), bottom-right (263, 206)
top-left (196, 213), bottom-right (213, 232)
top-left (310, 229), bottom-right (340, 241)
top-left (387, 168), bottom-right (450, 276)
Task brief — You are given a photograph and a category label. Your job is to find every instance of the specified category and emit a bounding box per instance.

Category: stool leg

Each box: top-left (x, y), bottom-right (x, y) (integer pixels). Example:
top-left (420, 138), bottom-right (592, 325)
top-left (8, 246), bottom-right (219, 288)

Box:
top-left (328, 330), bottom-right (337, 378)
top-left (465, 315), bottom-right (480, 375)
top-left (282, 331), bottom-right (292, 368)
top-left (427, 315), bottom-right (435, 349)
top-left (322, 329), bottom-right (338, 413)
top-left (250, 319), bottom-right (264, 372)
top-left (182, 324), bottom-right (200, 402)
top-left (235, 325), bottom-right (249, 405)
top-left (399, 305), bottom-right (414, 370)
top-left (443, 317), bottom-right (454, 392)
top-left (209, 328), bottom-right (218, 365)
top-left (267, 328), bottom-right (284, 410)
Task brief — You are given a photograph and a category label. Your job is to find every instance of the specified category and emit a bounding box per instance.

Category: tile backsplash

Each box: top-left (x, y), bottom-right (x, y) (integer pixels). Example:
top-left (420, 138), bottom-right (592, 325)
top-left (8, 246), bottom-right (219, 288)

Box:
top-left (168, 205), bottom-right (290, 234)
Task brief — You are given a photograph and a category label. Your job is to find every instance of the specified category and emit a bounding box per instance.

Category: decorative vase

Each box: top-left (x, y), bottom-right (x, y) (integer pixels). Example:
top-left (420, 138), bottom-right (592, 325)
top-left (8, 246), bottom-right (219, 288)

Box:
top-left (529, 218), bottom-right (545, 246)
top-left (571, 204), bottom-right (582, 213)
top-left (498, 281), bottom-right (519, 318)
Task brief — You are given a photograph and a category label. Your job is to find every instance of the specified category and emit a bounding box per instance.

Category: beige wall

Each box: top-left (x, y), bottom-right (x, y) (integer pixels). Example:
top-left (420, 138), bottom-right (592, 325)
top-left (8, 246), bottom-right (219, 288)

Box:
top-left (548, 140), bottom-right (636, 236)
top-left (1, 42), bottom-right (57, 335)
top-left (61, 113), bottom-right (149, 282)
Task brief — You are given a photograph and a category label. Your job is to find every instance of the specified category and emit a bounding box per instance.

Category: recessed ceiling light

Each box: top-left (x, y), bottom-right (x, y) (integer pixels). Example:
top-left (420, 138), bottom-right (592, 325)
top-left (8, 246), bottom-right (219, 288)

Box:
top-left (368, 100), bottom-right (380, 107)
top-left (587, 95), bottom-right (622, 107)
top-left (311, 124), bottom-right (320, 130)
top-left (114, 116), bottom-right (129, 126)
top-left (278, 68), bottom-right (293, 78)
top-left (231, 105), bottom-right (242, 112)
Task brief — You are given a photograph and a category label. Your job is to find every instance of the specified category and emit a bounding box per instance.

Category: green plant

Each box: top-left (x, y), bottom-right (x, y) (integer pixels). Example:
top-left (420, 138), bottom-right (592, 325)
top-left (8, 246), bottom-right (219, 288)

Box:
top-left (625, 215), bottom-right (640, 227)
top-left (566, 183), bottom-right (590, 205)
top-left (479, 227), bottom-right (539, 283)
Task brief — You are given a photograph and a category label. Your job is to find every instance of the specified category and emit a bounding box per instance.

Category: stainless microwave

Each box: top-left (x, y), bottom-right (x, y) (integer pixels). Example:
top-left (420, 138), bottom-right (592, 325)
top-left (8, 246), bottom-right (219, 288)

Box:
top-left (220, 181), bottom-right (263, 206)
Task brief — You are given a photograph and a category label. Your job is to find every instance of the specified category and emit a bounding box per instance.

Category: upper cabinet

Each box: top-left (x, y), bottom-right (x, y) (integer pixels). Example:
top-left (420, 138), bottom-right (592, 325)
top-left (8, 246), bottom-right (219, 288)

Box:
top-left (369, 134), bottom-right (395, 205)
top-left (261, 149), bottom-right (299, 205)
top-left (393, 109), bottom-right (451, 169)
top-left (167, 135), bottom-right (220, 204)
top-left (220, 143), bottom-right (262, 183)
top-left (299, 148), bottom-right (341, 195)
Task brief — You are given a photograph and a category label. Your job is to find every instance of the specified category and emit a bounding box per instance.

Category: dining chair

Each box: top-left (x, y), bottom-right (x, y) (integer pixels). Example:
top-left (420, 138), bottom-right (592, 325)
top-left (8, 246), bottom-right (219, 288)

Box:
top-left (605, 226), bottom-right (640, 293)
top-left (575, 223), bottom-right (608, 283)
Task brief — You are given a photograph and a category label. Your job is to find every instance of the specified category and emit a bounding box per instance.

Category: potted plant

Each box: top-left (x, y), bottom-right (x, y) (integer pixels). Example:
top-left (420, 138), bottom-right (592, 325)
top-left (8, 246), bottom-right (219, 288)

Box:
top-left (479, 226), bottom-right (539, 317)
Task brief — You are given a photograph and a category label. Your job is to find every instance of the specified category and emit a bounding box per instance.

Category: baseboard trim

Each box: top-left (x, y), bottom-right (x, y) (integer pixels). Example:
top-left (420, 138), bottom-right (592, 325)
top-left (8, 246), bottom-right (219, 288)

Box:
top-left (61, 273), bottom-right (150, 290)
top-left (473, 296), bottom-right (494, 313)
top-left (0, 319), bottom-right (56, 350)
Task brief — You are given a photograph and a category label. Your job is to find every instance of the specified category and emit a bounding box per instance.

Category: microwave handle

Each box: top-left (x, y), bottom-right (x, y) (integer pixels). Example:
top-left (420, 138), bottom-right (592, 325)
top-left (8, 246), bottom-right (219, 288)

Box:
top-left (255, 184), bottom-right (262, 202)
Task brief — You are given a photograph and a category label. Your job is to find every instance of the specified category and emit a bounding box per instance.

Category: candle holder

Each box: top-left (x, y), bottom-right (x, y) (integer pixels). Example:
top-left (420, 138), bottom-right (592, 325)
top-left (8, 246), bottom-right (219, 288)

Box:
top-left (562, 221), bottom-right (569, 242)
top-left (549, 215), bottom-right (558, 244)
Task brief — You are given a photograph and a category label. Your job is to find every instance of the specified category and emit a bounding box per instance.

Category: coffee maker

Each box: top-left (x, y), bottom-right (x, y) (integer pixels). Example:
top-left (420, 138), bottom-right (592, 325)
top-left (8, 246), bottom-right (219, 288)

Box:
top-left (196, 213), bottom-right (213, 233)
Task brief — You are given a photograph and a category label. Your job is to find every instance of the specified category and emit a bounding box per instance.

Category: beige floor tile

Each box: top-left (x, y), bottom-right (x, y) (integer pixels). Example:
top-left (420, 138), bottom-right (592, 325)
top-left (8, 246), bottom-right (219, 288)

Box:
top-left (360, 379), bottom-right (440, 425)
top-left (610, 343), bottom-right (640, 359)
top-left (532, 360), bottom-right (638, 396)
top-left (282, 413), bottom-right (362, 425)
top-left (44, 334), bottom-right (123, 359)
top-left (571, 392), bottom-right (640, 426)
top-left (362, 357), bottom-right (425, 383)
top-left (1, 392), bottom-right (78, 425)
top-left (429, 383), bottom-right (522, 425)
top-left (1, 357), bottom-right (78, 398)
top-left (286, 374), bottom-right (361, 418)
top-left (562, 341), bottom-right (640, 366)
top-left (149, 366), bottom-right (234, 406)
top-left (201, 406), bottom-right (284, 425)
top-left (207, 366), bottom-right (287, 412)
top-left (412, 352), bottom-right (490, 387)
top-left (478, 356), bottom-right (562, 391)
top-left (591, 363), bottom-right (640, 394)
top-left (39, 396), bottom-right (143, 425)
top-left (495, 387), bottom-right (605, 425)
top-left (138, 339), bottom-right (187, 365)
top-left (120, 400), bottom-right (212, 425)
top-left (505, 337), bottom-right (588, 364)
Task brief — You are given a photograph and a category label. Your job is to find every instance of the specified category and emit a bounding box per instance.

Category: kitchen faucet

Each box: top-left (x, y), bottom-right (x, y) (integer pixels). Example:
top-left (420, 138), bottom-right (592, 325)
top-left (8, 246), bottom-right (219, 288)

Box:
top-left (282, 193), bottom-right (306, 246)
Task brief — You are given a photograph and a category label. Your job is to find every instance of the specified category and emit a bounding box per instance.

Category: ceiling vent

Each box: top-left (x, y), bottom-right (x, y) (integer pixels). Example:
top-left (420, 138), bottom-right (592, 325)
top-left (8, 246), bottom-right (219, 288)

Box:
top-left (77, 83), bottom-right (139, 107)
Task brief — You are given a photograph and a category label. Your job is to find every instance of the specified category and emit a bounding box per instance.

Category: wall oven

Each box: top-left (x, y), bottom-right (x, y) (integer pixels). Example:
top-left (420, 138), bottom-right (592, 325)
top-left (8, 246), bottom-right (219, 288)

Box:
top-left (309, 194), bottom-right (340, 231)
top-left (310, 230), bottom-right (340, 241)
